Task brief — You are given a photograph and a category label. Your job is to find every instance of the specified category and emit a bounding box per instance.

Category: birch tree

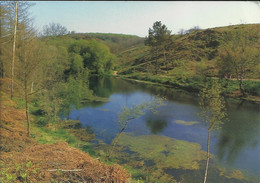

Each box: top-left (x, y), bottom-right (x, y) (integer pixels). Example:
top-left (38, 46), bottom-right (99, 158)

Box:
top-left (199, 80), bottom-right (226, 183)
top-left (16, 38), bottom-right (46, 137)
top-left (10, 1), bottom-right (18, 99)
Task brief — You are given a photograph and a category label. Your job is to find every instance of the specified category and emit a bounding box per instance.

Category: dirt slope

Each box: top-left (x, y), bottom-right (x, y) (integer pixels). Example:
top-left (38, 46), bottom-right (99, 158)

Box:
top-left (0, 79), bottom-right (130, 182)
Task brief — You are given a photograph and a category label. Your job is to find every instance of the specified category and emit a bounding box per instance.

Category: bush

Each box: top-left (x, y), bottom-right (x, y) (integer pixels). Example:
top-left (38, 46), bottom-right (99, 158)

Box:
top-left (244, 81), bottom-right (260, 96)
top-left (35, 117), bottom-right (48, 127)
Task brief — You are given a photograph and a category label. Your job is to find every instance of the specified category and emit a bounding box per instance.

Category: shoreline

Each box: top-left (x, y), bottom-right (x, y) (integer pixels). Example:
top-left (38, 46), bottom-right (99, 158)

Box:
top-left (115, 74), bottom-right (260, 105)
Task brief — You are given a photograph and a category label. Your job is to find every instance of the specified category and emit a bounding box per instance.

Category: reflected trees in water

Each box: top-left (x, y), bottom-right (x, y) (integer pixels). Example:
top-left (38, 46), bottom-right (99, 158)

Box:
top-left (107, 97), bottom-right (165, 158)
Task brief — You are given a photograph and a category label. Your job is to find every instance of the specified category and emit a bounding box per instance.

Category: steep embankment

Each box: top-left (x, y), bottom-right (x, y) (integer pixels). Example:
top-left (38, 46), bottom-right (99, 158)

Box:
top-left (0, 79), bottom-right (130, 182)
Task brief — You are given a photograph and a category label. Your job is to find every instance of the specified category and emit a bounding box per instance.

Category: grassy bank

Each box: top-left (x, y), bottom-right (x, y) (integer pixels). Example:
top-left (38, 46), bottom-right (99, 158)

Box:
top-left (0, 79), bottom-right (149, 182)
top-left (116, 73), bottom-right (260, 103)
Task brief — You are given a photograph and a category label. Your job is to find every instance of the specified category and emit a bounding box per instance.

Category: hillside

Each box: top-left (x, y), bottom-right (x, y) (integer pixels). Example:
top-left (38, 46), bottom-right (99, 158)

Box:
top-left (116, 24), bottom-right (259, 76)
top-left (65, 32), bottom-right (145, 54)
top-left (115, 24), bottom-right (260, 98)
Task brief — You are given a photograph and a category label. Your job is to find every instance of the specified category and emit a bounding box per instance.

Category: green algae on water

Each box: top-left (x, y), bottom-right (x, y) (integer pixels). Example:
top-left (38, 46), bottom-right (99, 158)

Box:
top-left (115, 133), bottom-right (207, 170)
top-left (174, 120), bottom-right (200, 126)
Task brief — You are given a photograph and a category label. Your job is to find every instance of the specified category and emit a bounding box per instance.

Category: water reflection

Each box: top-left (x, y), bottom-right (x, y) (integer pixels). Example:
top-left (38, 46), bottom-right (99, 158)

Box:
top-left (216, 103), bottom-right (260, 173)
top-left (145, 118), bottom-right (168, 134)
top-left (68, 76), bottom-right (260, 181)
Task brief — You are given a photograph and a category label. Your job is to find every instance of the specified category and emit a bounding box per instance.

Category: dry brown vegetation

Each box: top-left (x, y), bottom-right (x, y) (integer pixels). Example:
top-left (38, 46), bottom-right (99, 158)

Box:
top-left (1, 143), bottom-right (130, 182)
top-left (0, 79), bottom-right (130, 182)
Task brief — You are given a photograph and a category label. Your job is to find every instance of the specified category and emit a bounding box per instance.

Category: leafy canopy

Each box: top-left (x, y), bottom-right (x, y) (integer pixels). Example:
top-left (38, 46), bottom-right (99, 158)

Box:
top-left (145, 21), bottom-right (171, 47)
top-left (199, 80), bottom-right (226, 131)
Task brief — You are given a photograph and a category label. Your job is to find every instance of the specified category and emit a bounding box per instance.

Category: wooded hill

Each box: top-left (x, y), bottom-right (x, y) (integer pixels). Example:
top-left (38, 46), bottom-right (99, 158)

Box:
top-left (64, 33), bottom-right (144, 54)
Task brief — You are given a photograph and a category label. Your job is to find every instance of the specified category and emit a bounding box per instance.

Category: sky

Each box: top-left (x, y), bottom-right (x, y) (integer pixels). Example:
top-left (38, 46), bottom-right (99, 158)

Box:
top-left (29, 1), bottom-right (260, 37)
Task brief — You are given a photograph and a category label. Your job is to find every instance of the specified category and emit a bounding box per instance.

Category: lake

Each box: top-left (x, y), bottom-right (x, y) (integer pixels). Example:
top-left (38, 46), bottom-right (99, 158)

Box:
top-left (69, 76), bottom-right (260, 183)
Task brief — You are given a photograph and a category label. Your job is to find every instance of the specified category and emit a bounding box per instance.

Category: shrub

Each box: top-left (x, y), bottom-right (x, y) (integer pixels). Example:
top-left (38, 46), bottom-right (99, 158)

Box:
top-left (35, 117), bottom-right (48, 127)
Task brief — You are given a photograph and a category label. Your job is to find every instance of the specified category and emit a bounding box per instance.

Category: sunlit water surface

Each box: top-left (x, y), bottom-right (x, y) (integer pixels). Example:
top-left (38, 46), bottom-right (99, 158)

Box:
top-left (69, 76), bottom-right (260, 182)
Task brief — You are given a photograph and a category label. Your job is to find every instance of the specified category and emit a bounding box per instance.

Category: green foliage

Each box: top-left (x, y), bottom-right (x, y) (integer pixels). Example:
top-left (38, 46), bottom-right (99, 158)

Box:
top-left (118, 97), bottom-right (165, 128)
top-left (243, 80), bottom-right (260, 96)
top-left (217, 27), bottom-right (260, 95)
top-left (59, 75), bottom-right (93, 115)
top-left (145, 21), bottom-right (171, 47)
top-left (34, 127), bottom-right (76, 146)
top-left (199, 80), bottom-right (226, 131)
top-left (68, 39), bottom-right (115, 74)
top-left (70, 53), bottom-right (84, 74)
top-left (199, 80), bottom-right (227, 183)
top-left (67, 32), bottom-right (144, 54)
top-left (117, 24), bottom-right (260, 98)
top-left (0, 161), bottom-right (37, 183)
top-left (35, 117), bottom-right (48, 127)
top-left (107, 98), bottom-right (165, 159)
top-left (219, 79), bottom-right (260, 96)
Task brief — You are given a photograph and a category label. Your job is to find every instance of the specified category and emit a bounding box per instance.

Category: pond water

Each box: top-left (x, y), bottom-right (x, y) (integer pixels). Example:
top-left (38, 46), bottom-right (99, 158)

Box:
top-left (69, 76), bottom-right (260, 182)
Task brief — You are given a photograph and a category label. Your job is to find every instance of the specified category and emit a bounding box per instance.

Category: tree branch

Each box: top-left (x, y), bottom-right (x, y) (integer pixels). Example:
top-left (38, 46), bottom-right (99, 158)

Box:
top-left (47, 169), bottom-right (82, 172)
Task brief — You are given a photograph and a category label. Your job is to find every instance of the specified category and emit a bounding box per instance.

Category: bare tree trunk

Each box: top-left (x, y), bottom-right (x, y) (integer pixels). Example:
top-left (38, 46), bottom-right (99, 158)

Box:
top-left (155, 48), bottom-right (158, 75)
top-left (236, 72), bottom-right (245, 96)
top-left (163, 46), bottom-right (168, 74)
top-left (238, 77), bottom-right (246, 97)
top-left (0, 4), bottom-right (2, 78)
top-left (31, 81), bottom-right (34, 93)
top-left (11, 1), bottom-right (18, 99)
top-left (25, 92), bottom-right (30, 137)
top-left (203, 131), bottom-right (211, 183)
top-left (25, 78), bottom-right (30, 137)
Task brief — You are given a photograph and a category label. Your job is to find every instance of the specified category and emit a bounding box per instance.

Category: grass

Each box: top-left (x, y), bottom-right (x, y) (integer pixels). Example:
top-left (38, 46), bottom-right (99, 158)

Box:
top-left (115, 24), bottom-right (260, 102)
top-left (117, 73), bottom-right (260, 103)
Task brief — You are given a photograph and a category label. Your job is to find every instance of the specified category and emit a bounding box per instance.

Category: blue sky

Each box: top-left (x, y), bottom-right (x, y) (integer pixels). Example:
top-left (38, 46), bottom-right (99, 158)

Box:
top-left (29, 1), bottom-right (260, 37)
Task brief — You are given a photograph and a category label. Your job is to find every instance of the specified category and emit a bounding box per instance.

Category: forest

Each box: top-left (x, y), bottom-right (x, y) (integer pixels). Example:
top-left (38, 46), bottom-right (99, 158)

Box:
top-left (0, 1), bottom-right (259, 183)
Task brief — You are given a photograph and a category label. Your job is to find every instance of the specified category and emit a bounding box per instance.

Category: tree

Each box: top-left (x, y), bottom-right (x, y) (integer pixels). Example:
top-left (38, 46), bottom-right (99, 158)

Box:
top-left (0, 1), bottom-right (34, 96)
top-left (177, 28), bottom-right (185, 35)
top-left (145, 21), bottom-right (171, 74)
top-left (186, 25), bottom-right (201, 34)
top-left (107, 97), bottom-right (164, 158)
top-left (199, 80), bottom-right (226, 183)
top-left (10, 1), bottom-right (18, 99)
top-left (145, 31), bottom-right (159, 74)
top-left (68, 39), bottom-right (115, 75)
top-left (218, 29), bottom-right (260, 96)
top-left (42, 22), bottom-right (68, 36)
top-left (0, 1), bottom-right (39, 136)
top-left (69, 53), bottom-right (84, 75)
top-left (0, 2), bottom-right (10, 78)
top-left (16, 38), bottom-right (47, 137)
